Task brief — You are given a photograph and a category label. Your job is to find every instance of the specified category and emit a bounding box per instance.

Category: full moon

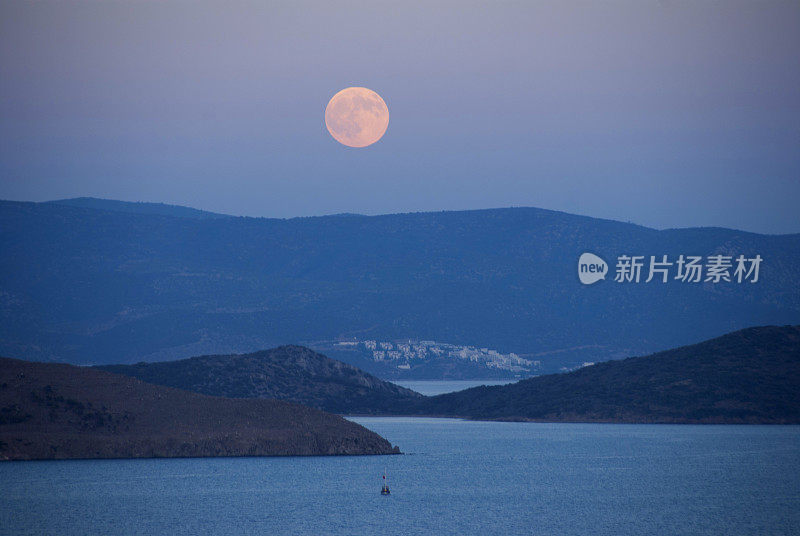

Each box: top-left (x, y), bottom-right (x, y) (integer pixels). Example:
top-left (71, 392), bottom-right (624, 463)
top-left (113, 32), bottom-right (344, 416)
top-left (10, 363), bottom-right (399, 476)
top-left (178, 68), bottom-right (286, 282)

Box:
top-left (325, 87), bottom-right (389, 148)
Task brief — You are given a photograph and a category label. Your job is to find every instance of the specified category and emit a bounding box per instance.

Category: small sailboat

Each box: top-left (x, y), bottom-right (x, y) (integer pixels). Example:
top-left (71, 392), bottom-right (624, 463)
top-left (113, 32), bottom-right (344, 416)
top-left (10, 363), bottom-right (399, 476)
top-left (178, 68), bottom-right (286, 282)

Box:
top-left (380, 469), bottom-right (390, 495)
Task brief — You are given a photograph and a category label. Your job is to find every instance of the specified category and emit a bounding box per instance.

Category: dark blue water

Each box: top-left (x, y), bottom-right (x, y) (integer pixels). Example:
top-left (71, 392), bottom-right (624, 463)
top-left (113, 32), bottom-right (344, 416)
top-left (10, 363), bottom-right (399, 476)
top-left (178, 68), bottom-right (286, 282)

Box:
top-left (2, 419), bottom-right (799, 535)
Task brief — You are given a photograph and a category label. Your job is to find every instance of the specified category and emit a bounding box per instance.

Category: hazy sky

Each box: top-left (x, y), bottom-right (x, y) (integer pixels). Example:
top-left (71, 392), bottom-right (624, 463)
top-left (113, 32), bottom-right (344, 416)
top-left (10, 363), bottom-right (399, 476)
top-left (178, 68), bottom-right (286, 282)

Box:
top-left (1, 1), bottom-right (798, 233)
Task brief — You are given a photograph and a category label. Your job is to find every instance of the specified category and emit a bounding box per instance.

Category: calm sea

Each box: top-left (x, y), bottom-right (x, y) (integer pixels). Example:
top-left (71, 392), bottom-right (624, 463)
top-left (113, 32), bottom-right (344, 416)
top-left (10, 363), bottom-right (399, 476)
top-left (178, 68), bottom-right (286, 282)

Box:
top-left (2, 418), bottom-right (798, 535)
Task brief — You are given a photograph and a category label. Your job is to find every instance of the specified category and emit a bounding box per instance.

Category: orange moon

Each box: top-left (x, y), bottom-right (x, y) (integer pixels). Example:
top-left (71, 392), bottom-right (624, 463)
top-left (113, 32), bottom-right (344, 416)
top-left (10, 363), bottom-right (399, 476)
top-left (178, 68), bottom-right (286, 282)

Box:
top-left (325, 87), bottom-right (389, 148)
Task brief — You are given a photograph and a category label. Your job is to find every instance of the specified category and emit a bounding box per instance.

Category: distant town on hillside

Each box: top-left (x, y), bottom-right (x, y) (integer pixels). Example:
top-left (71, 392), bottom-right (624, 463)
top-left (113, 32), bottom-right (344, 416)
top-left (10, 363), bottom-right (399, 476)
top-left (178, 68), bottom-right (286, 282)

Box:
top-left (335, 338), bottom-right (541, 373)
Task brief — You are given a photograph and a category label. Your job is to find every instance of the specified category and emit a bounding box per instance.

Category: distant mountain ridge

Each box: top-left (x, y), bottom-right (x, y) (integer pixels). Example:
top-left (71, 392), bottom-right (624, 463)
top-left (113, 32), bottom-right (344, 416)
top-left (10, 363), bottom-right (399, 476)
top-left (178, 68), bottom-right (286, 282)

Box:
top-left (409, 325), bottom-right (800, 423)
top-left (0, 198), bottom-right (798, 373)
top-left (100, 345), bottom-right (422, 414)
top-left (0, 356), bottom-right (399, 460)
top-left (45, 197), bottom-right (230, 219)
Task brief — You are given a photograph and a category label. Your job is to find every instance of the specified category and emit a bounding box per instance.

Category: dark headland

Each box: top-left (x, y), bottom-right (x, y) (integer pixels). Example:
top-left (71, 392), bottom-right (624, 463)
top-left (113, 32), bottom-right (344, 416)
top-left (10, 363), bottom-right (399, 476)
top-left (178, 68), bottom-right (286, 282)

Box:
top-left (0, 357), bottom-right (400, 461)
top-left (407, 325), bottom-right (800, 424)
top-left (100, 345), bottom-right (422, 414)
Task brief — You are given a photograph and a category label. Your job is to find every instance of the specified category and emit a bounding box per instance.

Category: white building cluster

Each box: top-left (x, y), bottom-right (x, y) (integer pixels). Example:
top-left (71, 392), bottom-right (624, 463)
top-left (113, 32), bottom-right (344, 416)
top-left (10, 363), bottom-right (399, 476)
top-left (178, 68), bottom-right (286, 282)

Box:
top-left (336, 339), bottom-right (538, 373)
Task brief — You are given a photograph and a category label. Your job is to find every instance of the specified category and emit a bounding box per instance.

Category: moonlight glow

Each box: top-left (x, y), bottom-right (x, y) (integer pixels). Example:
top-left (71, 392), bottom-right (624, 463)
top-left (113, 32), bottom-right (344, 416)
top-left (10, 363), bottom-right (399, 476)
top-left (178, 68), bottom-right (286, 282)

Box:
top-left (325, 87), bottom-right (389, 148)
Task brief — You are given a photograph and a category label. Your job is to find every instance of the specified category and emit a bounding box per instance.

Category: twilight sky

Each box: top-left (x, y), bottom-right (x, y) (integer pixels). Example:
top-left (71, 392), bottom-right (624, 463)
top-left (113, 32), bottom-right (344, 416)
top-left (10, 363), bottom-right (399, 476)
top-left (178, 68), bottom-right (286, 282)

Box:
top-left (1, 1), bottom-right (798, 233)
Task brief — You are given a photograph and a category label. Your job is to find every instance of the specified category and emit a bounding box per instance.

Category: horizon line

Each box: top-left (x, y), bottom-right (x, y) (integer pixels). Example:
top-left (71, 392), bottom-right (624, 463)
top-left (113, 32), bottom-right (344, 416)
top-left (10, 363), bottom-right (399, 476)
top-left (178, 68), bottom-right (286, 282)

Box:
top-left (1, 196), bottom-right (797, 237)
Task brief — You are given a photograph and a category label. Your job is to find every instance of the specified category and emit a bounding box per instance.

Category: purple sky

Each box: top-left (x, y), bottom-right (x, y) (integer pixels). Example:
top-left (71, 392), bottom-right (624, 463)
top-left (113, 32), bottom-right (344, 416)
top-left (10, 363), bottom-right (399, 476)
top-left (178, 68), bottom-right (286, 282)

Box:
top-left (1, 1), bottom-right (798, 233)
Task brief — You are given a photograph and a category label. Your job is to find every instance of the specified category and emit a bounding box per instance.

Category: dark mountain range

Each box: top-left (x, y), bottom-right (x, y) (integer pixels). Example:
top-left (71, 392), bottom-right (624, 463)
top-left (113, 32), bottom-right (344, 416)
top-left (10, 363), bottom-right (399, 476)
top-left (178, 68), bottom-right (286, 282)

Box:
top-left (46, 197), bottom-right (229, 219)
top-left (409, 325), bottom-right (800, 423)
top-left (100, 345), bottom-right (421, 414)
top-left (0, 199), bottom-right (798, 375)
top-left (0, 356), bottom-right (399, 460)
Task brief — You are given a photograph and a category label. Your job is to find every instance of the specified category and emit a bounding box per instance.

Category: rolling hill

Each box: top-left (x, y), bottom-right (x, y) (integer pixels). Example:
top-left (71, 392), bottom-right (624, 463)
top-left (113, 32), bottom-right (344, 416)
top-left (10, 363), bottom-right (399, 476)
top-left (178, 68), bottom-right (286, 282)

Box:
top-left (410, 325), bottom-right (800, 423)
top-left (0, 356), bottom-right (399, 460)
top-left (99, 345), bottom-right (422, 414)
